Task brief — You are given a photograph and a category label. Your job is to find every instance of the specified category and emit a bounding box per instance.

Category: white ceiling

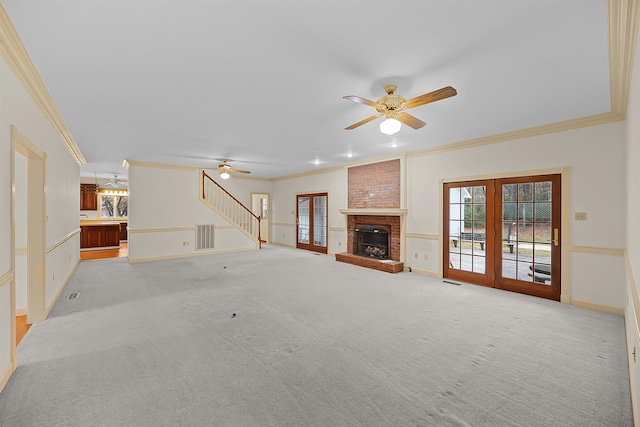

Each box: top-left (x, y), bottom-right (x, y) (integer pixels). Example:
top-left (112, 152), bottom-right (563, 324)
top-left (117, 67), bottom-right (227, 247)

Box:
top-left (2, 0), bottom-right (610, 179)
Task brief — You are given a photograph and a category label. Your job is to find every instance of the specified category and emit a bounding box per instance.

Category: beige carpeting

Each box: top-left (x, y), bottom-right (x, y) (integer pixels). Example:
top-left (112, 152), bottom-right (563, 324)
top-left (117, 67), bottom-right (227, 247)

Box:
top-left (0, 245), bottom-right (632, 426)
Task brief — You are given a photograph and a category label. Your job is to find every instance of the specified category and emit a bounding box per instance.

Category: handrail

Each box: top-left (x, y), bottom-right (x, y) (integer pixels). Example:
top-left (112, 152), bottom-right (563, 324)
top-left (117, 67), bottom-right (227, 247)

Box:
top-left (202, 171), bottom-right (261, 245)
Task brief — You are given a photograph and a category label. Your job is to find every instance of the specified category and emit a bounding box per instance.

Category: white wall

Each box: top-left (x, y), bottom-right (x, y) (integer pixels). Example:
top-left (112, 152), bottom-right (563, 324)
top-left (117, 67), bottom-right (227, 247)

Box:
top-left (0, 49), bottom-right (81, 391)
top-left (624, 12), bottom-right (640, 424)
top-left (127, 164), bottom-right (265, 262)
top-left (406, 122), bottom-right (627, 308)
top-left (271, 168), bottom-right (347, 254)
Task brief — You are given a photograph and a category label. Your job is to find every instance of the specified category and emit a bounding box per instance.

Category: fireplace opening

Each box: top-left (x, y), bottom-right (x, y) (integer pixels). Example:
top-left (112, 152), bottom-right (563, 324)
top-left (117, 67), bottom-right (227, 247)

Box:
top-left (354, 224), bottom-right (390, 260)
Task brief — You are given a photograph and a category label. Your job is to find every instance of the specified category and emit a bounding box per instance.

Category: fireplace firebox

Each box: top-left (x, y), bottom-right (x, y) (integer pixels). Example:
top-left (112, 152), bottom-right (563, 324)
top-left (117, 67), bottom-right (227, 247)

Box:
top-left (354, 224), bottom-right (390, 260)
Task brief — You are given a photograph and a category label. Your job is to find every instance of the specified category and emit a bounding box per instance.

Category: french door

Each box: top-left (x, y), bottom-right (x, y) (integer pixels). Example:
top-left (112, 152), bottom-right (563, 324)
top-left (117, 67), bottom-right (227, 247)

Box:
top-left (296, 193), bottom-right (328, 254)
top-left (444, 175), bottom-right (561, 301)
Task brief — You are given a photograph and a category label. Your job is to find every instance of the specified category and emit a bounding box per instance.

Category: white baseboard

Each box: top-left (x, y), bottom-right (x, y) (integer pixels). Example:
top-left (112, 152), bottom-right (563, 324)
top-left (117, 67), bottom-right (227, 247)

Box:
top-left (46, 259), bottom-right (80, 317)
top-left (571, 299), bottom-right (624, 316)
top-left (0, 358), bottom-right (16, 394)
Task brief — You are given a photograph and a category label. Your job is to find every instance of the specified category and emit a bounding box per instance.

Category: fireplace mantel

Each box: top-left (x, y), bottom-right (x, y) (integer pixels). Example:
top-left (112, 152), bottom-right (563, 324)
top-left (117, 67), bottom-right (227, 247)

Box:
top-left (339, 208), bottom-right (407, 217)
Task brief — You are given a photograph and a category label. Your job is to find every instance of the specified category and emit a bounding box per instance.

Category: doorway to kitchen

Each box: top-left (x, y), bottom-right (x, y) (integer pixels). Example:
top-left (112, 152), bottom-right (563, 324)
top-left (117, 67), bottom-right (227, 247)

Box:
top-left (296, 193), bottom-right (328, 254)
top-left (444, 174), bottom-right (561, 301)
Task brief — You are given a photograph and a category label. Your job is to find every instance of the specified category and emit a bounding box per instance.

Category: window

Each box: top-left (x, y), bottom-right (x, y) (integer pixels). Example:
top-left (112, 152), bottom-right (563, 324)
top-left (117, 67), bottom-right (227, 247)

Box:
top-left (99, 190), bottom-right (128, 219)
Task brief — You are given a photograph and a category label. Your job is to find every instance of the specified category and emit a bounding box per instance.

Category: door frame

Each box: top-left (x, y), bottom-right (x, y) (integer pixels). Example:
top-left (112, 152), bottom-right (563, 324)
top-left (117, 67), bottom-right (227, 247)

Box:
top-left (440, 168), bottom-right (571, 304)
top-left (296, 192), bottom-right (328, 254)
top-left (12, 127), bottom-right (47, 324)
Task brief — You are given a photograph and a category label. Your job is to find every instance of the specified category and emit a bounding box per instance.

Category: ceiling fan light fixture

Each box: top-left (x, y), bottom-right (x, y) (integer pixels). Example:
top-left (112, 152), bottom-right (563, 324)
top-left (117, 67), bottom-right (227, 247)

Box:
top-left (379, 118), bottom-right (401, 135)
top-left (219, 171), bottom-right (230, 180)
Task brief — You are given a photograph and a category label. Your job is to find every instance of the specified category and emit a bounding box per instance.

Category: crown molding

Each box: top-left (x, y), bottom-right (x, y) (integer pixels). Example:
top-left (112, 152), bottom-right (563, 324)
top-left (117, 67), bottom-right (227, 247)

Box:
top-left (124, 159), bottom-right (197, 171)
top-left (0, 4), bottom-right (85, 166)
top-left (271, 165), bottom-right (344, 182)
top-left (608, 0), bottom-right (640, 118)
top-left (409, 112), bottom-right (622, 159)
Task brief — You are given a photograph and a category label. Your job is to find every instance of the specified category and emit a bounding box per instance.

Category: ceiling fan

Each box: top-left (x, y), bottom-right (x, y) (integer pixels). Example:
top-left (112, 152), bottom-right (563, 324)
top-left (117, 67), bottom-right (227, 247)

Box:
top-left (218, 160), bottom-right (250, 180)
top-left (102, 174), bottom-right (125, 188)
top-left (343, 84), bottom-right (457, 135)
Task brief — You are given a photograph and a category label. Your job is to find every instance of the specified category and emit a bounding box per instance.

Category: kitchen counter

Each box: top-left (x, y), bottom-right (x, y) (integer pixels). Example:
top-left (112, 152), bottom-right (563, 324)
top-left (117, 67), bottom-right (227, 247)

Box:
top-left (80, 219), bottom-right (128, 225)
top-left (80, 221), bottom-right (128, 250)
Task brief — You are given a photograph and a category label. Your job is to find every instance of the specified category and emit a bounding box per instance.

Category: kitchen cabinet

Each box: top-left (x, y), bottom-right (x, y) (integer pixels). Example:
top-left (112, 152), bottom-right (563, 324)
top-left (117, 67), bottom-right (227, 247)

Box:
top-left (80, 223), bottom-right (120, 249)
top-left (80, 184), bottom-right (98, 210)
top-left (119, 222), bottom-right (128, 241)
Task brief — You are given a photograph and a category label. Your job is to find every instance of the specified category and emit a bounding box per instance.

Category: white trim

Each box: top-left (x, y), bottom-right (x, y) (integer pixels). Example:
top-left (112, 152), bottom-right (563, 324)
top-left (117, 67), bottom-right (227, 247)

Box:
top-left (124, 159), bottom-right (197, 171)
top-left (47, 228), bottom-right (81, 254)
top-left (272, 222), bottom-right (295, 228)
top-left (339, 208), bottom-right (407, 216)
top-left (570, 245), bottom-right (625, 256)
top-left (408, 267), bottom-right (440, 278)
top-left (0, 358), bottom-right (16, 396)
top-left (129, 226), bottom-right (196, 234)
top-left (571, 299), bottom-right (624, 316)
top-left (45, 260), bottom-right (80, 317)
top-left (406, 233), bottom-right (439, 240)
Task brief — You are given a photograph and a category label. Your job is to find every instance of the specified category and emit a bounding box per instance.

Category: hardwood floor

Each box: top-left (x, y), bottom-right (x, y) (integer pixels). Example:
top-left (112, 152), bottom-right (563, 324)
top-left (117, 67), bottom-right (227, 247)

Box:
top-left (16, 315), bottom-right (31, 346)
top-left (80, 241), bottom-right (128, 261)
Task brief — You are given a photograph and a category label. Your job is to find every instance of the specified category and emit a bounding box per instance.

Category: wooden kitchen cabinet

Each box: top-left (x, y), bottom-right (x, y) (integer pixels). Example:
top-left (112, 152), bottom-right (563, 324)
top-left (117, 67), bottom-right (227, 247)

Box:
top-left (119, 222), bottom-right (128, 241)
top-left (80, 223), bottom-right (120, 249)
top-left (80, 184), bottom-right (98, 210)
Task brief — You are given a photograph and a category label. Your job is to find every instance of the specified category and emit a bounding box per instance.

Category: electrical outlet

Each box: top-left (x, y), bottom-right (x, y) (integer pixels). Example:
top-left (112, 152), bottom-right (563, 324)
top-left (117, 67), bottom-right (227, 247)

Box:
top-left (414, 252), bottom-right (418, 258)
top-left (575, 212), bottom-right (587, 221)
top-left (424, 253), bottom-right (429, 260)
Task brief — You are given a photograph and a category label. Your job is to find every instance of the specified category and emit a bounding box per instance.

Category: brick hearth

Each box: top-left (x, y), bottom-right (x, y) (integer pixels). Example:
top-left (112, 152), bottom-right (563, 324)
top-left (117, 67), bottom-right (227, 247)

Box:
top-left (335, 252), bottom-right (404, 273)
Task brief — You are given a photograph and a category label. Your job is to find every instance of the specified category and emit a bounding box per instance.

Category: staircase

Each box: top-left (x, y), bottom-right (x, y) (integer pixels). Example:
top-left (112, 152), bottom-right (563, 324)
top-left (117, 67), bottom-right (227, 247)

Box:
top-left (201, 171), bottom-right (262, 248)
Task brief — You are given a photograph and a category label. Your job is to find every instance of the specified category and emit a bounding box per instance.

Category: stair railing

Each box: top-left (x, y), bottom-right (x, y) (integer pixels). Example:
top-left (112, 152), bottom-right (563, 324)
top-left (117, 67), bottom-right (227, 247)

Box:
top-left (201, 171), bottom-right (261, 247)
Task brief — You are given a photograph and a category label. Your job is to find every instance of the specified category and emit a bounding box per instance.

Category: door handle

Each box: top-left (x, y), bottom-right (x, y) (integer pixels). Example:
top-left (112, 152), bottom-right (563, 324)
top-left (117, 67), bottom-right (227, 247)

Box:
top-left (553, 228), bottom-right (559, 246)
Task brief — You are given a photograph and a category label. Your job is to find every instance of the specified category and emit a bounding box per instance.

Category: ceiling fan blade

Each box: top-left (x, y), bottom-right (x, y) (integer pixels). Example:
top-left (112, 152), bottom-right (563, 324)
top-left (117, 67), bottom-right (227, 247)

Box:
top-left (230, 169), bottom-right (251, 174)
top-left (345, 113), bottom-right (384, 130)
top-left (343, 95), bottom-right (382, 109)
top-left (396, 112), bottom-right (426, 129)
top-left (405, 86), bottom-right (457, 109)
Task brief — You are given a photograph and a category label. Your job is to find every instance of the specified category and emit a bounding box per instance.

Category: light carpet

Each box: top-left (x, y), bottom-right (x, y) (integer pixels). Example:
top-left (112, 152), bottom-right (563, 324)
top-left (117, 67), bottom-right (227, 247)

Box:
top-left (0, 245), bottom-right (632, 426)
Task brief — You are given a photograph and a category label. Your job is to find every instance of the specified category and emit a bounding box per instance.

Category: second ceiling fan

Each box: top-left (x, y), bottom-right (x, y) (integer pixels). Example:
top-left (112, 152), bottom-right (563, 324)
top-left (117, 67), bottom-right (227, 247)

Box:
top-left (343, 84), bottom-right (457, 135)
top-left (218, 160), bottom-right (250, 180)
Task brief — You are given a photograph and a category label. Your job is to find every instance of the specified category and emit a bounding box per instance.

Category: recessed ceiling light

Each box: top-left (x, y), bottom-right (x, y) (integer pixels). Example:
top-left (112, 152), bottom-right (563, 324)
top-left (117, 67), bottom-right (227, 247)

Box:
top-left (390, 142), bottom-right (399, 148)
top-left (346, 152), bottom-right (354, 158)
top-left (313, 159), bottom-right (321, 165)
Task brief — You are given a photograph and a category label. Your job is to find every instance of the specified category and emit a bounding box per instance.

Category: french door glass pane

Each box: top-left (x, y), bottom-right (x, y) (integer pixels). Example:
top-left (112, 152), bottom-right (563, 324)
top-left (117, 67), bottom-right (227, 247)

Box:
top-left (500, 180), bottom-right (554, 286)
top-left (298, 197), bottom-right (309, 244)
top-left (449, 185), bottom-right (486, 273)
top-left (313, 196), bottom-right (327, 247)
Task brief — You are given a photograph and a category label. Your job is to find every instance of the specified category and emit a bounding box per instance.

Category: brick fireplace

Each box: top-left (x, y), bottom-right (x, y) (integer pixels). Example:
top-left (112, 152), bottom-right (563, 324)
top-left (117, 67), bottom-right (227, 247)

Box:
top-left (335, 159), bottom-right (405, 273)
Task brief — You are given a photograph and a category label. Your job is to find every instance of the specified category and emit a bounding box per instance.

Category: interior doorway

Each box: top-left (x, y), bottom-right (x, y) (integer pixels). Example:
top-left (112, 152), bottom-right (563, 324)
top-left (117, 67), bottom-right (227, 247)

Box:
top-left (296, 193), bottom-right (328, 254)
top-left (444, 174), bottom-right (561, 301)
top-left (13, 128), bottom-right (47, 325)
top-left (251, 193), bottom-right (270, 243)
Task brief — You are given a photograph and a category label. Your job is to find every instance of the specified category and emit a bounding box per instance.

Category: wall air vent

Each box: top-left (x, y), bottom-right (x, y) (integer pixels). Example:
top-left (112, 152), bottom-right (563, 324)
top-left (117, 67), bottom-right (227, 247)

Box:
top-left (196, 224), bottom-right (215, 250)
